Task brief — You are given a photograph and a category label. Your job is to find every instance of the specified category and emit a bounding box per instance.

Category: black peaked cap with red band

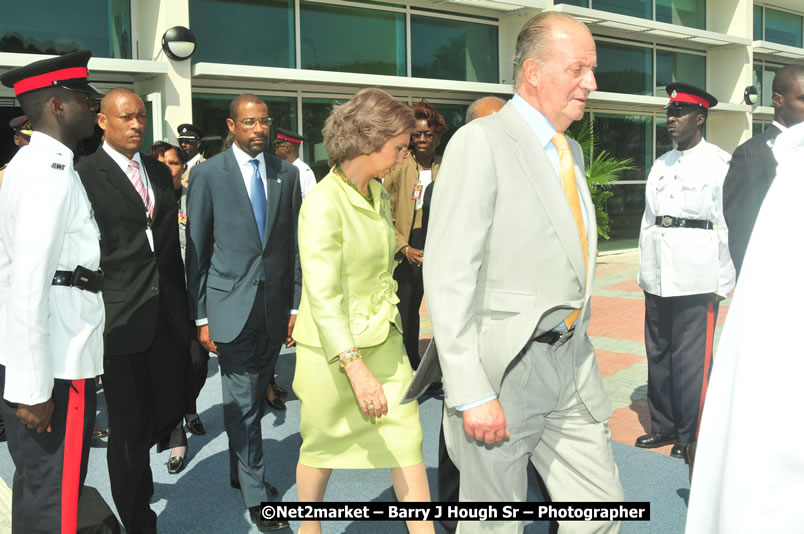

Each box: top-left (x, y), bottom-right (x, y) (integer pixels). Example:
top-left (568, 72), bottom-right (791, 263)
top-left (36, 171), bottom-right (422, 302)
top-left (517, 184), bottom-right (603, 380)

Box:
top-left (665, 82), bottom-right (717, 110)
top-left (275, 128), bottom-right (305, 144)
top-left (0, 50), bottom-right (100, 97)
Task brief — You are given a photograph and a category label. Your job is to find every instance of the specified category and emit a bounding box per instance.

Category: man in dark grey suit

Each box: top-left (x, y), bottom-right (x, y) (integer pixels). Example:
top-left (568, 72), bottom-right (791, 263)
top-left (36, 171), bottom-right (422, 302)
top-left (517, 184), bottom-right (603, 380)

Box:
top-left (185, 93), bottom-right (301, 532)
top-left (724, 64), bottom-right (804, 278)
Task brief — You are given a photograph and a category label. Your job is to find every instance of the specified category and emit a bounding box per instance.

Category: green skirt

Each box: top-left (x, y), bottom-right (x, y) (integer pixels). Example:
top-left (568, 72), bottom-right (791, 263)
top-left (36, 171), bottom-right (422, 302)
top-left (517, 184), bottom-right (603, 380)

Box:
top-left (293, 328), bottom-right (424, 469)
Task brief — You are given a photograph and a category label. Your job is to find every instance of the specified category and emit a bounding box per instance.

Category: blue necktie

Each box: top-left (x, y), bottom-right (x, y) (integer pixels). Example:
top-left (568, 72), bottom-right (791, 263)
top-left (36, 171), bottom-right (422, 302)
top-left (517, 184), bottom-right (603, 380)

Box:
top-left (249, 159), bottom-right (267, 246)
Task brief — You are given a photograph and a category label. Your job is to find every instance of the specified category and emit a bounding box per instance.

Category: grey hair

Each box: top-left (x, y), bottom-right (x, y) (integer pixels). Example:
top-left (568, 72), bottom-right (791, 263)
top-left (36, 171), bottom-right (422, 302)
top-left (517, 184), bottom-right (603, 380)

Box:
top-left (512, 12), bottom-right (591, 87)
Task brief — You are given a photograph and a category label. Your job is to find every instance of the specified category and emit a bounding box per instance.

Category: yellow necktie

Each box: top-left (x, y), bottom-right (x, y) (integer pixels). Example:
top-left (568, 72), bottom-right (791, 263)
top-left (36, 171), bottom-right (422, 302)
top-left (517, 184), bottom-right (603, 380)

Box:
top-left (552, 132), bottom-right (587, 329)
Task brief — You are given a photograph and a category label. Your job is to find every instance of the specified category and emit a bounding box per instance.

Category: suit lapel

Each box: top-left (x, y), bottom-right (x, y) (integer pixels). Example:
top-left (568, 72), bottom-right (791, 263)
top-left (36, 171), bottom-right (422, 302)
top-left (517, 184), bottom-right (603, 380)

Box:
top-left (223, 148), bottom-right (262, 246)
top-left (262, 156), bottom-right (284, 249)
top-left (97, 149), bottom-right (150, 217)
top-left (501, 104), bottom-right (586, 284)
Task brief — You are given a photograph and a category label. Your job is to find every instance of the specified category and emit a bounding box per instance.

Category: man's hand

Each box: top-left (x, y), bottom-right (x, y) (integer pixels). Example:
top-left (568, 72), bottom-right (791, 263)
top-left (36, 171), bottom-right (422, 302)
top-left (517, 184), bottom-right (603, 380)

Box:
top-left (462, 398), bottom-right (509, 445)
top-left (16, 399), bottom-right (55, 433)
top-left (285, 315), bottom-right (297, 348)
top-left (198, 325), bottom-right (220, 355)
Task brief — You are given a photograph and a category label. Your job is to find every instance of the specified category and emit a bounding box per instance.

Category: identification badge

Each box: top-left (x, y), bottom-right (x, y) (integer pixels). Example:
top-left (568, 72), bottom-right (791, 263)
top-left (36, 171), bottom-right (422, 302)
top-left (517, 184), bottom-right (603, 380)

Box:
top-left (411, 183), bottom-right (423, 201)
top-left (145, 227), bottom-right (154, 252)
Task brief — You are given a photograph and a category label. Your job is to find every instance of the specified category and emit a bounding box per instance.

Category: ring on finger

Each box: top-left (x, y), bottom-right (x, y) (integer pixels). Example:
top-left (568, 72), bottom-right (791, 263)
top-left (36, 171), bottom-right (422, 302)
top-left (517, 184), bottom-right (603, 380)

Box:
top-left (367, 402), bottom-right (375, 409)
top-left (360, 399), bottom-right (367, 406)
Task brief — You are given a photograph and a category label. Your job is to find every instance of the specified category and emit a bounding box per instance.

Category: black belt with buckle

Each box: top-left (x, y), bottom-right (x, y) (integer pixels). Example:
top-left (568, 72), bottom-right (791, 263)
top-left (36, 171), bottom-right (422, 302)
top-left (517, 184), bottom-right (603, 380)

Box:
top-left (534, 327), bottom-right (575, 347)
top-left (52, 266), bottom-right (104, 294)
top-left (656, 216), bottom-right (714, 230)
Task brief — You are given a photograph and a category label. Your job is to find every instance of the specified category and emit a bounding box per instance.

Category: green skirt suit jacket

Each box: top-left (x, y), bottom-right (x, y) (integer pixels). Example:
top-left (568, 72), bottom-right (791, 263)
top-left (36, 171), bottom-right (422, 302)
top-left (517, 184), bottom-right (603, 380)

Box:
top-left (292, 170), bottom-right (424, 469)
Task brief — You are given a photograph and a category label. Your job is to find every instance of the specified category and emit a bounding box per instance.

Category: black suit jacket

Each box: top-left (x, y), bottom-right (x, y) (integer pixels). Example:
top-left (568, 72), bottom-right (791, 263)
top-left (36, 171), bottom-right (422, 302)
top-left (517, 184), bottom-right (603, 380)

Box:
top-left (723, 124), bottom-right (782, 278)
top-left (78, 148), bottom-right (191, 356)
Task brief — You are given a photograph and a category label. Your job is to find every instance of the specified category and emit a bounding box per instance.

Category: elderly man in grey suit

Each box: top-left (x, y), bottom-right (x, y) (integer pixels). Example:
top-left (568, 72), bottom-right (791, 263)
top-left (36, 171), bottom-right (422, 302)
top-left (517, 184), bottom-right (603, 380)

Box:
top-left (422, 12), bottom-right (623, 533)
top-left (185, 93), bottom-right (301, 532)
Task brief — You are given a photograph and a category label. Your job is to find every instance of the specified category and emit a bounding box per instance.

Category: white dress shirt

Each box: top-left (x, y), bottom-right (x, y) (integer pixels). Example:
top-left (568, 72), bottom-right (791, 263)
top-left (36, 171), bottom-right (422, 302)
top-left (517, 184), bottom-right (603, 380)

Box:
top-left (0, 132), bottom-right (105, 404)
top-left (638, 138), bottom-right (736, 299)
top-left (102, 141), bottom-right (156, 214)
top-left (231, 143), bottom-right (268, 200)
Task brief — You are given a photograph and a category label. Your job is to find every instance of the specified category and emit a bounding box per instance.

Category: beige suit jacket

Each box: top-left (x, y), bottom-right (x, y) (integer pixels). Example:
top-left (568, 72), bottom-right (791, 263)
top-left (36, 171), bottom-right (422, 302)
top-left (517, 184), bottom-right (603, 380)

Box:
top-left (383, 154), bottom-right (440, 256)
top-left (421, 102), bottom-right (611, 422)
top-left (181, 155), bottom-right (205, 188)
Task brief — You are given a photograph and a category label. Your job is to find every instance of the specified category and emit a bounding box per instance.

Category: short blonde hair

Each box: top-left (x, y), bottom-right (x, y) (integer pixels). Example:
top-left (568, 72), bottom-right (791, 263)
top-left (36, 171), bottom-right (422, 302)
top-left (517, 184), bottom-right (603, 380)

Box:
top-left (323, 88), bottom-right (415, 165)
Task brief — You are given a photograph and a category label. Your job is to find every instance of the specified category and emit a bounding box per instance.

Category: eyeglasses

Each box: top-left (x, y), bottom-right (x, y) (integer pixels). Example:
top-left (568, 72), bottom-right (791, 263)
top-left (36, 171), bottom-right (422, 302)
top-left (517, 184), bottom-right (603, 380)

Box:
top-left (411, 131), bottom-right (434, 139)
top-left (239, 117), bottom-right (272, 128)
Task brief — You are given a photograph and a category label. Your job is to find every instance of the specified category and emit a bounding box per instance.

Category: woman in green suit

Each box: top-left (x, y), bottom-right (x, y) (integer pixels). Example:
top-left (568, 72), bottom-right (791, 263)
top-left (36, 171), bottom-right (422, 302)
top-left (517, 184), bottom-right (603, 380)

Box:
top-left (292, 88), bottom-right (434, 534)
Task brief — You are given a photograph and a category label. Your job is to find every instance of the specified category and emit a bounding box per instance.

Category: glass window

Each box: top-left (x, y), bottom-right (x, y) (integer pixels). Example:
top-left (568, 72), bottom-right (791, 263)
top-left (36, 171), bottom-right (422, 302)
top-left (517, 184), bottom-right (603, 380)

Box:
top-left (752, 121), bottom-right (768, 136)
top-left (604, 184), bottom-right (646, 247)
top-left (764, 8), bottom-right (803, 48)
top-left (593, 0), bottom-right (651, 20)
top-left (0, 0), bottom-right (131, 58)
top-left (410, 16), bottom-right (498, 83)
top-left (762, 64), bottom-right (780, 107)
top-left (301, 2), bottom-right (405, 76)
top-left (656, 50), bottom-right (705, 94)
top-left (595, 41), bottom-right (652, 96)
top-left (655, 0), bottom-right (705, 30)
top-left (594, 113), bottom-right (652, 181)
top-left (655, 116), bottom-right (673, 158)
top-left (301, 98), bottom-right (338, 179)
top-left (192, 94), bottom-right (297, 159)
top-left (190, 0), bottom-right (294, 67)
top-left (554, 0), bottom-right (588, 7)
top-left (754, 5), bottom-right (763, 41)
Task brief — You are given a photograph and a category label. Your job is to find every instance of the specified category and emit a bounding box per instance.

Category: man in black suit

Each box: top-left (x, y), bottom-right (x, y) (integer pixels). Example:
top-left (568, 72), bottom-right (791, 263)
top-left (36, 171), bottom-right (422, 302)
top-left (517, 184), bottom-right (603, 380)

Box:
top-left (724, 64), bottom-right (804, 277)
top-left (185, 93), bottom-right (301, 532)
top-left (77, 88), bottom-right (190, 534)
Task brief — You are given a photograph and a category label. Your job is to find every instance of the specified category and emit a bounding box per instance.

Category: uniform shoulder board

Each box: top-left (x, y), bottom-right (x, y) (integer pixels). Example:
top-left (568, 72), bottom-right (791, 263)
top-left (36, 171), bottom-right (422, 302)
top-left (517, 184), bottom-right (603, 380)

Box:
top-left (51, 162), bottom-right (65, 170)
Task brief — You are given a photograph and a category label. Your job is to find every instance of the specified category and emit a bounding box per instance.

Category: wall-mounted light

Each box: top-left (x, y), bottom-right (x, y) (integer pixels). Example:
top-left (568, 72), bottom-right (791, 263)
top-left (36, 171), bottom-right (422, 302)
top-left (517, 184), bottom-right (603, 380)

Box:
top-left (744, 86), bottom-right (759, 106)
top-left (161, 26), bottom-right (197, 61)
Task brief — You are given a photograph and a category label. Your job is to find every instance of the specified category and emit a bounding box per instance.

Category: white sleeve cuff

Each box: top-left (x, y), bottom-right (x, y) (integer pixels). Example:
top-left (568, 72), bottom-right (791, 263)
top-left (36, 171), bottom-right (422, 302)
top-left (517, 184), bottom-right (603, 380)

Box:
top-left (456, 394), bottom-right (498, 411)
top-left (195, 318), bottom-right (209, 326)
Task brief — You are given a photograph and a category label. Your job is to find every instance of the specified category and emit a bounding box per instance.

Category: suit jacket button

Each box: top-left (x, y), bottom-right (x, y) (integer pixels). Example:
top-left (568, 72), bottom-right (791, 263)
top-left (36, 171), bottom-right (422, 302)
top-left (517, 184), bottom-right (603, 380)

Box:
top-left (151, 286), bottom-right (158, 292)
top-left (252, 280), bottom-right (258, 286)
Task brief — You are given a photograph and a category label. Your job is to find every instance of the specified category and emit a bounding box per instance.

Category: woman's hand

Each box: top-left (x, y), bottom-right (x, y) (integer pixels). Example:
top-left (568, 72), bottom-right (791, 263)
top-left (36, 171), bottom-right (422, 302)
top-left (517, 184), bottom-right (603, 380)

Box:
top-left (343, 358), bottom-right (388, 419)
top-left (403, 246), bottom-right (423, 266)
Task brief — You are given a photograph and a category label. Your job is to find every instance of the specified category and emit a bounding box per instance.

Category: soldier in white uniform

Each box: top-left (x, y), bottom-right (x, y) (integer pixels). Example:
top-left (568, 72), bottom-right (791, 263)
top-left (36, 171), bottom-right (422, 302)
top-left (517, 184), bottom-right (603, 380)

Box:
top-left (0, 50), bottom-right (104, 534)
top-left (636, 83), bottom-right (736, 462)
top-left (274, 128), bottom-right (316, 199)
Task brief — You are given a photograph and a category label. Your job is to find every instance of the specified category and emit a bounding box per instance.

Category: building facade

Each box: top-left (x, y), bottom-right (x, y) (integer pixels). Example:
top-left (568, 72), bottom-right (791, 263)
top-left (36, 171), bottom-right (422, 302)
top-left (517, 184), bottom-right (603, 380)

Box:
top-left (1, 0), bottom-right (802, 248)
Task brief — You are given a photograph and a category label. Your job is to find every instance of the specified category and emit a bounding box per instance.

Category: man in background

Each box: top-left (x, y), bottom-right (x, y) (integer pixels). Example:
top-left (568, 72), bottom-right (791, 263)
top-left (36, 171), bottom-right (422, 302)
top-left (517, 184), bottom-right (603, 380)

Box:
top-left (0, 115), bottom-right (32, 187)
top-left (274, 128), bottom-right (316, 199)
top-left (724, 64), bottom-right (804, 278)
top-left (179, 123), bottom-right (205, 188)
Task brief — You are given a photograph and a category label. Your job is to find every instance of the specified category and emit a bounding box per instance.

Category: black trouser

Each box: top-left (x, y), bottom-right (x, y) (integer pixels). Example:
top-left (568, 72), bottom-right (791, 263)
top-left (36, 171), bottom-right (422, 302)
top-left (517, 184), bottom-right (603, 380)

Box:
top-left (393, 260), bottom-right (424, 370)
top-left (0, 366), bottom-right (95, 534)
top-left (438, 405), bottom-right (460, 532)
top-left (104, 303), bottom-right (188, 533)
top-left (644, 291), bottom-right (718, 444)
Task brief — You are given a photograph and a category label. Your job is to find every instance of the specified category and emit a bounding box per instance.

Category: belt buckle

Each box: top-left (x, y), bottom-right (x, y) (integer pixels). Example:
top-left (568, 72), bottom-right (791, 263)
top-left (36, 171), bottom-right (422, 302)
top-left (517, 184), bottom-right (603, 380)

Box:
top-left (661, 216), bottom-right (673, 228)
top-left (554, 329), bottom-right (575, 348)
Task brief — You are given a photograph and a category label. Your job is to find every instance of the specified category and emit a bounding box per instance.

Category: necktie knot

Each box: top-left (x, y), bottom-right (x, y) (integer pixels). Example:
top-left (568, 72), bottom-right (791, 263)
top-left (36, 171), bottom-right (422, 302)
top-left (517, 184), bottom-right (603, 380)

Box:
top-left (552, 132), bottom-right (570, 153)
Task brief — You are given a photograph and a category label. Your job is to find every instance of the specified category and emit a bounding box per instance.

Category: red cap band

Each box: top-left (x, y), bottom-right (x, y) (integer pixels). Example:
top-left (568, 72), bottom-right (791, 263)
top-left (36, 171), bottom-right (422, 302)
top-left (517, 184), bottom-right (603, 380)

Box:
top-left (13, 67), bottom-right (89, 96)
top-left (669, 92), bottom-right (710, 109)
top-left (277, 133), bottom-right (302, 144)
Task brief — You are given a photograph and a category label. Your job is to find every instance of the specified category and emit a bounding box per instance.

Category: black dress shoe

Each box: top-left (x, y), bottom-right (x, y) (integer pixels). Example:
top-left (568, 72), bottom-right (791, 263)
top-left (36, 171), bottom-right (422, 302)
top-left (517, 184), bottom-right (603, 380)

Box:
top-left (167, 456), bottom-right (186, 474)
top-left (184, 417), bottom-right (206, 436)
top-left (249, 506), bottom-right (289, 531)
top-left (670, 443), bottom-right (686, 459)
top-left (230, 480), bottom-right (279, 497)
top-left (266, 396), bottom-right (286, 411)
top-left (635, 432), bottom-right (677, 449)
top-left (272, 384), bottom-right (288, 397)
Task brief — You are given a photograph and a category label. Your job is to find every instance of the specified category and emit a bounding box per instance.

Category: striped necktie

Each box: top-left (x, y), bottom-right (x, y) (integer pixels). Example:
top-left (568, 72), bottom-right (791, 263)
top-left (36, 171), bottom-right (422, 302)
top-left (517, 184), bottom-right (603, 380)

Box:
top-left (552, 132), bottom-right (587, 329)
top-left (127, 159), bottom-right (154, 218)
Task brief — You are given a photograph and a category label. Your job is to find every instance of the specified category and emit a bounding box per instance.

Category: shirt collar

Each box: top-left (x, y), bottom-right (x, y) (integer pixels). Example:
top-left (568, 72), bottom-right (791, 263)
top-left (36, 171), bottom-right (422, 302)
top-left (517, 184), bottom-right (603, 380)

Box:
top-left (231, 142), bottom-right (265, 169)
top-left (677, 138), bottom-right (708, 156)
top-left (102, 140), bottom-right (142, 174)
top-left (772, 120), bottom-right (788, 133)
top-left (511, 92), bottom-right (557, 149)
top-left (187, 153), bottom-right (201, 166)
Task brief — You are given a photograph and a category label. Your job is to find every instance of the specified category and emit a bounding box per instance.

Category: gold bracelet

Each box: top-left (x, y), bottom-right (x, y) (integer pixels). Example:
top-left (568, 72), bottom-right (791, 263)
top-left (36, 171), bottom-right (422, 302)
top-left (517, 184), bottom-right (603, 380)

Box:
top-left (339, 347), bottom-right (362, 369)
